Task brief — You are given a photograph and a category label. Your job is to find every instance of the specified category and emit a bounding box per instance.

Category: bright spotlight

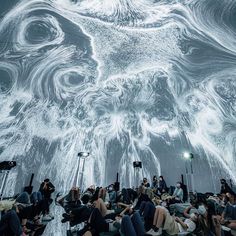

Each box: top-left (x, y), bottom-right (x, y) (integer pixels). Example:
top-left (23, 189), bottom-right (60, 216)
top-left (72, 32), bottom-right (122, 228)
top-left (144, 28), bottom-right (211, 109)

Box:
top-left (183, 152), bottom-right (193, 159)
top-left (184, 152), bottom-right (191, 159)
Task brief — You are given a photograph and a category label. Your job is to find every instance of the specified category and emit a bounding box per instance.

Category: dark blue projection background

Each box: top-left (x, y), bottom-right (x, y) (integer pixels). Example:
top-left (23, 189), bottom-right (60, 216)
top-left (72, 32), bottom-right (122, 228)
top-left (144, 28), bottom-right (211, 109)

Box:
top-left (0, 0), bottom-right (236, 234)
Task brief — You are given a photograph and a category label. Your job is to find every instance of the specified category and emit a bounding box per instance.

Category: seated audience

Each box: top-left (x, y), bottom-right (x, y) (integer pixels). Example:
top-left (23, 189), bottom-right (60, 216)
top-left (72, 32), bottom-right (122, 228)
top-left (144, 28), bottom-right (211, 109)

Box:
top-left (146, 206), bottom-right (198, 235)
top-left (78, 208), bottom-right (120, 236)
top-left (151, 176), bottom-right (158, 192)
top-left (141, 178), bottom-right (150, 188)
top-left (220, 179), bottom-right (234, 195)
top-left (165, 182), bottom-right (183, 205)
top-left (220, 191), bottom-right (236, 230)
top-left (157, 176), bottom-right (167, 194)
top-left (57, 187), bottom-right (81, 212)
top-left (120, 211), bottom-right (146, 236)
top-left (0, 209), bottom-right (23, 236)
top-left (5, 173), bottom-right (236, 236)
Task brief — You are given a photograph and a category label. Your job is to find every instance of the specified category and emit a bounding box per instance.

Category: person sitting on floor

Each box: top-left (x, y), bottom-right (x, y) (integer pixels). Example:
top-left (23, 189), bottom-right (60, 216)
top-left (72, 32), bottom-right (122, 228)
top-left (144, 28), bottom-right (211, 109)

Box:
top-left (220, 179), bottom-right (234, 195)
top-left (151, 176), bottom-right (158, 193)
top-left (57, 187), bottom-right (81, 212)
top-left (141, 178), bottom-right (150, 188)
top-left (146, 206), bottom-right (198, 235)
top-left (220, 191), bottom-right (236, 230)
top-left (166, 182), bottom-right (183, 205)
top-left (77, 208), bottom-right (121, 236)
top-left (157, 176), bottom-right (167, 195)
top-left (0, 209), bottom-right (24, 236)
top-left (120, 211), bottom-right (147, 236)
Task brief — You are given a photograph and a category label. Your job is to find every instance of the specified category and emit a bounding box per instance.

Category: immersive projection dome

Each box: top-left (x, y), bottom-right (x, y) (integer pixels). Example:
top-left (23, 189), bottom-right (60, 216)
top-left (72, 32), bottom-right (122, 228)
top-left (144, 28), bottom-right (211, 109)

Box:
top-left (0, 0), bottom-right (236, 234)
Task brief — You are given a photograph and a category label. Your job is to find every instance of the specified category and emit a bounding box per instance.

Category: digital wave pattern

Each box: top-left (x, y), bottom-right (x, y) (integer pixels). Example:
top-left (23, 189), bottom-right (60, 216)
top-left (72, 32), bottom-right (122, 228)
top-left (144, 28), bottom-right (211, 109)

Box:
top-left (0, 0), bottom-right (236, 234)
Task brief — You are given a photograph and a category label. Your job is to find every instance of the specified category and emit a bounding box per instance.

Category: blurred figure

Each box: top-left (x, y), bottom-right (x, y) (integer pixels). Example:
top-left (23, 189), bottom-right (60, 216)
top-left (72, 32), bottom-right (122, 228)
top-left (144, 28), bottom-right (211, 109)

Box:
top-left (157, 176), bottom-right (167, 194)
top-left (172, 182), bottom-right (183, 202)
top-left (220, 192), bottom-right (236, 230)
top-left (141, 178), bottom-right (150, 188)
top-left (151, 176), bottom-right (158, 192)
top-left (220, 179), bottom-right (234, 195)
top-left (0, 210), bottom-right (23, 236)
top-left (146, 206), bottom-right (198, 235)
top-left (107, 184), bottom-right (117, 205)
top-left (39, 178), bottom-right (55, 221)
top-left (166, 182), bottom-right (183, 205)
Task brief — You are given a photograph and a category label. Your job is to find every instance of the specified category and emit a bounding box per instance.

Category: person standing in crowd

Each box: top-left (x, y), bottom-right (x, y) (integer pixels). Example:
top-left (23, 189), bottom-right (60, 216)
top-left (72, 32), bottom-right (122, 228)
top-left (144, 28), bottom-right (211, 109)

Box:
top-left (39, 178), bottom-right (55, 221)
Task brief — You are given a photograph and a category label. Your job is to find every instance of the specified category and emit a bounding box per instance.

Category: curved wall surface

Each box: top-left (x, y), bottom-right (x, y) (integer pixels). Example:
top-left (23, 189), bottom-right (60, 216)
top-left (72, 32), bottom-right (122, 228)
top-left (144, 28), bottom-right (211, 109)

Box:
top-left (0, 0), bottom-right (236, 233)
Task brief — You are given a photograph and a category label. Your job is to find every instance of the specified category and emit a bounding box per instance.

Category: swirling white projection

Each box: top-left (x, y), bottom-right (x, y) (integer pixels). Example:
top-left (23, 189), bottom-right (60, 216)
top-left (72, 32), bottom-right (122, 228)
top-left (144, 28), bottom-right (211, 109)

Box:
top-left (0, 0), bottom-right (236, 234)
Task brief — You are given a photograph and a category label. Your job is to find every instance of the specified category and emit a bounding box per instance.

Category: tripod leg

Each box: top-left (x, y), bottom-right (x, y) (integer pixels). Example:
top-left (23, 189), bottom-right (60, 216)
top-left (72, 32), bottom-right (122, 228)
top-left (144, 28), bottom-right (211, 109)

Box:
top-left (0, 171), bottom-right (9, 200)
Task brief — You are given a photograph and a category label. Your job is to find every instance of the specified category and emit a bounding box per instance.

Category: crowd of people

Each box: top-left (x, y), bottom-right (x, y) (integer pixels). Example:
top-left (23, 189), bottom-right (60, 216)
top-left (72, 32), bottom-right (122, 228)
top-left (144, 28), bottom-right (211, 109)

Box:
top-left (0, 175), bottom-right (236, 236)
top-left (57, 176), bottom-right (236, 236)
top-left (0, 178), bottom-right (55, 236)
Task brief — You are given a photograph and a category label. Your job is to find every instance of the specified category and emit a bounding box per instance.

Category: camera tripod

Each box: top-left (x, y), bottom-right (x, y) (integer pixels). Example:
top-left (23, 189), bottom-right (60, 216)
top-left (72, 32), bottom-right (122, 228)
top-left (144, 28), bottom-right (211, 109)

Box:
top-left (0, 170), bottom-right (10, 200)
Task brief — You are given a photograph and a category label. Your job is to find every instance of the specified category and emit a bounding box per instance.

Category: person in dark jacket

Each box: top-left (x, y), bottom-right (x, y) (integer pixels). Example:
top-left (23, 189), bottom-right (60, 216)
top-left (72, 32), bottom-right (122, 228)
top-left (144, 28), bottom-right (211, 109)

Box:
top-left (39, 178), bottom-right (55, 221)
top-left (151, 176), bottom-right (158, 191)
top-left (158, 176), bottom-right (167, 194)
top-left (141, 178), bottom-right (150, 188)
top-left (220, 179), bottom-right (234, 195)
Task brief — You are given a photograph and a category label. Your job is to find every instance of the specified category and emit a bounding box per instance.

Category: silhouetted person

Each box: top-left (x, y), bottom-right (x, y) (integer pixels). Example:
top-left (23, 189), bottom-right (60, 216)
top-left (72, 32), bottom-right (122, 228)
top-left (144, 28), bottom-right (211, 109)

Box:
top-left (39, 178), bottom-right (55, 221)
top-left (141, 178), bottom-right (150, 188)
top-left (158, 175), bottom-right (167, 194)
top-left (151, 176), bottom-right (158, 190)
top-left (220, 179), bottom-right (234, 195)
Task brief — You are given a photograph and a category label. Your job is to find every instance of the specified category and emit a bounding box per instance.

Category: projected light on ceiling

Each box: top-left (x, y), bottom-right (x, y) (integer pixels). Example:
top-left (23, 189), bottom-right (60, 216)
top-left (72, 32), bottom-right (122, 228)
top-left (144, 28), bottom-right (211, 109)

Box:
top-left (0, 0), bottom-right (236, 234)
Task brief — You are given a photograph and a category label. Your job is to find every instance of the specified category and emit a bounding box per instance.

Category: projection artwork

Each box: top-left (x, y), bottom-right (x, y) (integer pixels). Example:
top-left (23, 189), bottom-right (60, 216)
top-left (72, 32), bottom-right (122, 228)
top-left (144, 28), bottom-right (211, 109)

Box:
top-left (0, 1), bottom-right (236, 233)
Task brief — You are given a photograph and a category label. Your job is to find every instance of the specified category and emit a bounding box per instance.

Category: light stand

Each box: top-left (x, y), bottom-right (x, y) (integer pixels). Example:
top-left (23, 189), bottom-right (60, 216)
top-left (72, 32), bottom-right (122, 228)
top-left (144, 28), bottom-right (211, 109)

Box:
top-left (0, 161), bottom-right (16, 200)
top-left (78, 152), bottom-right (89, 192)
top-left (0, 170), bottom-right (10, 200)
top-left (183, 152), bottom-right (195, 198)
top-left (73, 152), bottom-right (89, 190)
top-left (68, 153), bottom-right (89, 236)
top-left (133, 161), bottom-right (142, 188)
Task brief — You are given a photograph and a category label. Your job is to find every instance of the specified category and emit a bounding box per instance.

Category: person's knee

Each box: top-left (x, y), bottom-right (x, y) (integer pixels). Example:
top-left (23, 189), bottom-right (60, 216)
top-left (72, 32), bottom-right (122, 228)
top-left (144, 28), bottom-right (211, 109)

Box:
top-left (229, 223), bottom-right (236, 230)
top-left (122, 215), bottom-right (132, 225)
top-left (159, 208), bottom-right (166, 216)
top-left (155, 206), bottom-right (166, 215)
top-left (97, 198), bottom-right (103, 203)
top-left (131, 212), bottom-right (142, 225)
top-left (132, 211), bottom-right (141, 220)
